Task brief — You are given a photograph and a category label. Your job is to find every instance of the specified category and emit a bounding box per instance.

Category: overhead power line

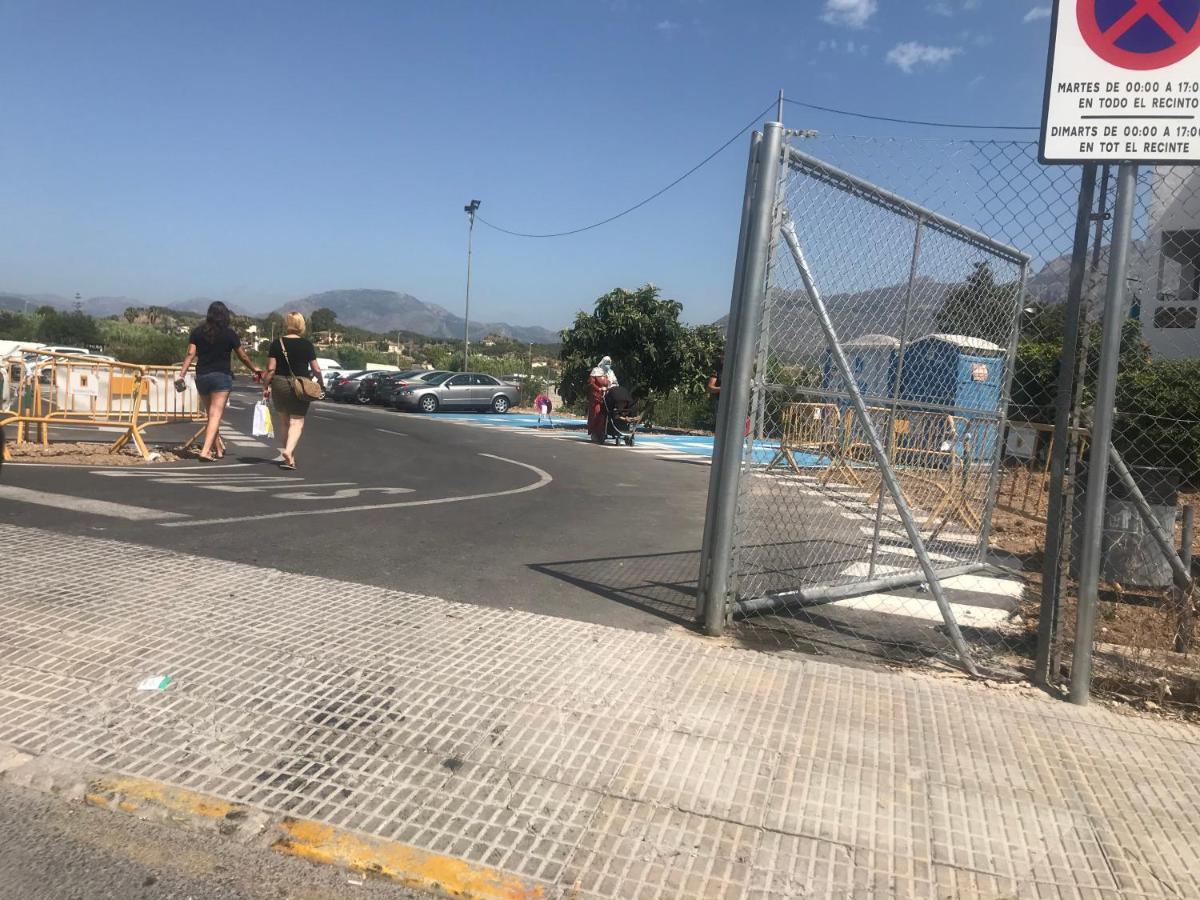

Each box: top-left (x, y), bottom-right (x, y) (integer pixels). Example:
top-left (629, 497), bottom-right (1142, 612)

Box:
top-left (783, 98), bottom-right (1039, 132)
top-left (476, 96), bottom-right (1039, 240)
top-left (477, 100), bottom-right (777, 239)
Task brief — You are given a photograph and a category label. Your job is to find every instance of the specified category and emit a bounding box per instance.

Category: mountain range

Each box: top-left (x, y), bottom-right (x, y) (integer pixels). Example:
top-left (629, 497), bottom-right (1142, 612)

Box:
top-left (0, 288), bottom-right (560, 344)
top-left (273, 290), bottom-right (560, 344)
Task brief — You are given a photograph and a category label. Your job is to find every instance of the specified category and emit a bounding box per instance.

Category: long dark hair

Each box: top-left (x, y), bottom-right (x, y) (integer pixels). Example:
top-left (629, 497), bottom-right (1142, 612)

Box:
top-left (202, 301), bottom-right (231, 341)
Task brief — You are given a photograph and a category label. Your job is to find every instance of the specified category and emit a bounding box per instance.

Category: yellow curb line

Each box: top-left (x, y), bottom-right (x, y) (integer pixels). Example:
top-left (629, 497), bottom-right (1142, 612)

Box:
top-left (84, 776), bottom-right (546, 899)
top-left (274, 817), bottom-right (545, 899)
top-left (86, 776), bottom-right (241, 820)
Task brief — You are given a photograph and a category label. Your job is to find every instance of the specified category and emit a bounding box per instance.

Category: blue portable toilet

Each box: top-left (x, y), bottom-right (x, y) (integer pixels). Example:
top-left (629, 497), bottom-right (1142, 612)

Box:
top-left (899, 334), bottom-right (1005, 460)
top-left (822, 334), bottom-right (899, 405)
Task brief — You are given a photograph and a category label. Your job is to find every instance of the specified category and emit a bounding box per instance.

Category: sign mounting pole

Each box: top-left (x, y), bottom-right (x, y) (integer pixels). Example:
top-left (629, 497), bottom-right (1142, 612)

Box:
top-left (1039, 0), bottom-right (1199, 702)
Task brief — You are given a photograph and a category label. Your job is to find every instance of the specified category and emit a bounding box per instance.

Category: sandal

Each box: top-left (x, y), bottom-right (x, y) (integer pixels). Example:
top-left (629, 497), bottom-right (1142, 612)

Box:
top-left (197, 453), bottom-right (216, 463)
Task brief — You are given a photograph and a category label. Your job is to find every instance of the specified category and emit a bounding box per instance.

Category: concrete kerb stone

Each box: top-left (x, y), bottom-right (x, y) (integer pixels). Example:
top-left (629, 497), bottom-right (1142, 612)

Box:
top-left (0, 747), bottom-right (547, 899)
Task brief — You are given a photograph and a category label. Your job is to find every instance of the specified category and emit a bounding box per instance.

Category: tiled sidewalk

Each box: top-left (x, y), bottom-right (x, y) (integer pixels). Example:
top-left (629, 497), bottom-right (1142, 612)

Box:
top-left (2, 522), bottom-right (1199, 898)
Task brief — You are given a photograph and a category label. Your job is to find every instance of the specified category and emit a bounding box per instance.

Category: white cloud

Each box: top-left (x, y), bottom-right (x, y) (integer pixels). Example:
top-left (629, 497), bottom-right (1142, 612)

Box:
top-left (886, 41), bottom-right (962, 73)
top-left (1023, 6), bottom-right (1051, 23)
top-left (655, 19), bottom-right (679, 32)
top-left (927, 0), bottom-right (980, 14)
top-left (821, 0), bottom-right (877, 29)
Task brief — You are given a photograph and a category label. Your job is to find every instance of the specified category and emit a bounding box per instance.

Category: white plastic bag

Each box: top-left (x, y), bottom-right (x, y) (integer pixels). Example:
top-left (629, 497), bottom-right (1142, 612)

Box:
top-left (252, 400), bottom-right (274, 438)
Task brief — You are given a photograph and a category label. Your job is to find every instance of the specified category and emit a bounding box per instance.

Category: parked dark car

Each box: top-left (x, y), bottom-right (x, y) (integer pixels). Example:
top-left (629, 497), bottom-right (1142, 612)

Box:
top-left (343, 371), bottom-right (390, 404)
top-left (372, 369), bottom-right (430, 407)
top-left (326, 370), bottom-right (368, 402)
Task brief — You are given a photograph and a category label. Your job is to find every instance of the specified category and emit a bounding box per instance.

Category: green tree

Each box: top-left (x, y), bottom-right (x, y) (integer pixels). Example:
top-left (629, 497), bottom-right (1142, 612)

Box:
top-left (36, 309), bottom-right (100, 346)
top-left (0, 311), bottom-right (36, 341)
top-left (935, 262), bottom-right (1020, 346)
top-left (310, 307), bottom-right (338, 333)
top-left (558, 284), bottom-right (722, 404)
top-left (263, 312), bottom-right (284, 339)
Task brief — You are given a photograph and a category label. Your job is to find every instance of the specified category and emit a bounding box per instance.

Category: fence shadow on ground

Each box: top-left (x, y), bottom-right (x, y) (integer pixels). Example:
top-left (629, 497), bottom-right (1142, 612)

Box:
top-left (529, 550), bottom-right (702, 629)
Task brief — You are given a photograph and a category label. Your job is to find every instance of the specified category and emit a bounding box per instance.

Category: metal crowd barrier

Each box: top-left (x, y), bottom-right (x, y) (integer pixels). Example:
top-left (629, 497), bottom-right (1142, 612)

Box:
top-left (0, 352), bottom-right (204, 460)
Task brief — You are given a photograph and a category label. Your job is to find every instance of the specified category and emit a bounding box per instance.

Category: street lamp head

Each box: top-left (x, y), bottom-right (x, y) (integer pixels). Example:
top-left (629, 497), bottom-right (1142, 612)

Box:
top-left (464, 199), bottom-right (481, 215)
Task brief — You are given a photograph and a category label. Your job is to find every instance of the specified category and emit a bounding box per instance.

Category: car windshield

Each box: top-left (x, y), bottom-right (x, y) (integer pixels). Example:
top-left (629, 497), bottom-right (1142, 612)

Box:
top-left (421, 372), bottom-right (451, 385)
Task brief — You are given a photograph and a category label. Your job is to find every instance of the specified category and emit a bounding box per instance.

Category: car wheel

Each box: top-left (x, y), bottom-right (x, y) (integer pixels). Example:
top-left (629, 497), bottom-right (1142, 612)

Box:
top-left (356, 392), bottom-right (370, 404)
top-left (491, 395), bottom-right (510, 414)
top-left (419, 394), bottom-right (439, 413)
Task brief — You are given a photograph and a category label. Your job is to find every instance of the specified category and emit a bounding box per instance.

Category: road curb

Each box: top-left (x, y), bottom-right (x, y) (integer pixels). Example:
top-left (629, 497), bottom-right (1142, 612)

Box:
top-left (2, 748), bottom-right (549, 899)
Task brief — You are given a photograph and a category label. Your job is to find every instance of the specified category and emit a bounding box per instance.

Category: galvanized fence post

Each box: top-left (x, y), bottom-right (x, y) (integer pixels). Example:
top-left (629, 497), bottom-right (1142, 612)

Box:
top-left (1069, 162), bottom-right (1138, 706)
top-left (1179, 505), bottom-right (1196, 653)
top-left (1034, 164), bottom-right (1097, 689)
top-left (697, 132), bottom-right (762, 619)
top-left (700, 121), bottom-right (784, 636)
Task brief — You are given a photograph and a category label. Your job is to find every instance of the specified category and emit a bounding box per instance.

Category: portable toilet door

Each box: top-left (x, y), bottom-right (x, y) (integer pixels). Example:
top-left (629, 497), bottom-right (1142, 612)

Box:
top-left (900, 334), bottom-right (1005, 460)
top-left (821, 334), bottom-right (899, 406)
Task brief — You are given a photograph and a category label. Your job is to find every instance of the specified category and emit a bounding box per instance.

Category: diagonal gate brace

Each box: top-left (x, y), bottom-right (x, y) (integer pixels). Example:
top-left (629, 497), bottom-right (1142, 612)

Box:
top-left (780, 215), bottom-right (981, 676)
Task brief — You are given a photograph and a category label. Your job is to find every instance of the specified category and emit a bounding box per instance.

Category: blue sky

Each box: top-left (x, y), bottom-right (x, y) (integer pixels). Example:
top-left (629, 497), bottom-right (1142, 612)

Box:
top-left (0, 0), bottom-right (1056, 327)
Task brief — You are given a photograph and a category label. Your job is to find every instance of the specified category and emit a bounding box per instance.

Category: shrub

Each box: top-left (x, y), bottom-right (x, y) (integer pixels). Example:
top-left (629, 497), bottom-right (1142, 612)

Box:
top-left (1115, 359), bottom-right (1200, 488)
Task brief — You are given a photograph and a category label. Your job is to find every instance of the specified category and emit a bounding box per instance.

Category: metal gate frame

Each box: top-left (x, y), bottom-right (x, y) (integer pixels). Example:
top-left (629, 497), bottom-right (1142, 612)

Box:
top-left (698, 122), bottom-right (1031, 675)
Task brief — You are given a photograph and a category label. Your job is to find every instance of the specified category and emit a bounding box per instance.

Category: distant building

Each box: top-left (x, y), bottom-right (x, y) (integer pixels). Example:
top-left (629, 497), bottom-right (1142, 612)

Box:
top-left (1137, 167), bottom-right (1200, 359)
top-left (313, 330), bottom-right (343, 347)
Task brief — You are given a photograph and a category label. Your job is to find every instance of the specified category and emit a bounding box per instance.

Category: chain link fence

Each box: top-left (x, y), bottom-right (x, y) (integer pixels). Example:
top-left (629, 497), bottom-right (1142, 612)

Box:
top-left (701, 127), bottom-right (1200, 707)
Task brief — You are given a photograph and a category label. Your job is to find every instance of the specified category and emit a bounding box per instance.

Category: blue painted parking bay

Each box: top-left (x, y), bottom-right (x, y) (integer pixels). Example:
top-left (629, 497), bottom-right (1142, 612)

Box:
top-left (427, 412), bottom-right (831, 467)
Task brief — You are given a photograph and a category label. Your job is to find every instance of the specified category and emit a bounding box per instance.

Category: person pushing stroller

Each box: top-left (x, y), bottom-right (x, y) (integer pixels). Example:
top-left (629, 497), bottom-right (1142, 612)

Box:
top-left (601, 384), bottom-right (640, 446)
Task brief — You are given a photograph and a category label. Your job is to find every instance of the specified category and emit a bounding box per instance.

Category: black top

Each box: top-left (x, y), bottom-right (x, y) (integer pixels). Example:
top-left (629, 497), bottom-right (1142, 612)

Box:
top-left (189, 325), bottom-right (242, 376)
top-left (270, 336), bottom-right (317, 379)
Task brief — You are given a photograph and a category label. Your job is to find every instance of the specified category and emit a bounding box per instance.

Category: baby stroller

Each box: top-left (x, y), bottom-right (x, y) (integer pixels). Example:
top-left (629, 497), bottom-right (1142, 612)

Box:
top-left (602, 385), bottom-right (640, 446)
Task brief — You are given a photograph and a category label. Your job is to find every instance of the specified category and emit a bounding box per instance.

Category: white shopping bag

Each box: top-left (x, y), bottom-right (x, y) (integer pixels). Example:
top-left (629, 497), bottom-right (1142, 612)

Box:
top-left (252, 400), bottom-right (274, 438)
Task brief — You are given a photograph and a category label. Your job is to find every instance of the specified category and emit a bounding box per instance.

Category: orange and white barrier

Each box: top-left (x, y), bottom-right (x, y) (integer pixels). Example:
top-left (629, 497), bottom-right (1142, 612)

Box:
top-left (0, 352), bottom-right (205, 460)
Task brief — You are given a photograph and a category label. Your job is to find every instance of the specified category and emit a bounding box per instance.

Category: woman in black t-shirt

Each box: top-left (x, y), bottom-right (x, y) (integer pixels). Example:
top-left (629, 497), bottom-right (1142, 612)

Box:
top-left (262, 311), bottom-right (322, 470)
top-left (178, 301), bottom-right (263, 461)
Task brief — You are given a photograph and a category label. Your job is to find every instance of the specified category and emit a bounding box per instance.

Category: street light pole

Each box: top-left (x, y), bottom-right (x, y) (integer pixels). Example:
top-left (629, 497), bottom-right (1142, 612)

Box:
top-left (463, 200), bottom-right (480, 371)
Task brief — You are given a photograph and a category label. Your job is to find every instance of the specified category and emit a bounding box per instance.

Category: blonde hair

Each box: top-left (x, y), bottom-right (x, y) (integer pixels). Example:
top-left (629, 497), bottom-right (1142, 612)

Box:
top-left (283, 311), bottom-right (306, 335)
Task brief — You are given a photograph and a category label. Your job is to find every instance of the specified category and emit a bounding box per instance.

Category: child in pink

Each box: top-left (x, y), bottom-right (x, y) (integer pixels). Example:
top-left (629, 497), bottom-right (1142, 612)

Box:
top-left (534, 393), bottom-right (553, 427)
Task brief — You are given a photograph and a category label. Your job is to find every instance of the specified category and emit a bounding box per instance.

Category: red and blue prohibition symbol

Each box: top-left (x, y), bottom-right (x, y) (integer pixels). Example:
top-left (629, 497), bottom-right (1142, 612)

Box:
top-left (1077, 0), bottom-right (1200, 69)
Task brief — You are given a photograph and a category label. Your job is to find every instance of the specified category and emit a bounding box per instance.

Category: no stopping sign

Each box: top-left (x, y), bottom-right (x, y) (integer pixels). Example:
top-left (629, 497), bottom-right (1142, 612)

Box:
top-left (1040, 0), bottom-right (1200, 163)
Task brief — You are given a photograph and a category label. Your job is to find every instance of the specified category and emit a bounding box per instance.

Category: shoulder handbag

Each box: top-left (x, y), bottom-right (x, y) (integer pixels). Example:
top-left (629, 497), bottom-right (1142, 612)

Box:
top-left (278, 338), bottom-right (323, 402)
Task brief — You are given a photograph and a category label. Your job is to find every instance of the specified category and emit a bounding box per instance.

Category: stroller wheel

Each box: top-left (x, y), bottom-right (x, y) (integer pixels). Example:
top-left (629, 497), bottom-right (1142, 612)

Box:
top-left (624, 435), bottom-right (634, 446)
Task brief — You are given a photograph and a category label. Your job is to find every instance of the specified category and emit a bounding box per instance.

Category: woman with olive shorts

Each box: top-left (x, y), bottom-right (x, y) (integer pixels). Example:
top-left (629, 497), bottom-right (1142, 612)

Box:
top-left (262, 311), bottom-right (322, 470)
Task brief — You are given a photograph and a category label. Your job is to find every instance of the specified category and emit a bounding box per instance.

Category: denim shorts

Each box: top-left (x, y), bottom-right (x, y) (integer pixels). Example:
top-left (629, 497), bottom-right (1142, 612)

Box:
top-left (195, 372), bottom-right (233, 395)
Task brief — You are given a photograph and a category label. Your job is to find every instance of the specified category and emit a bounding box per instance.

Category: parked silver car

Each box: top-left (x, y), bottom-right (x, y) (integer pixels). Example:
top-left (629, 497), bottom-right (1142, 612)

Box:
top-left (396, 372), bottom-right (520, 414)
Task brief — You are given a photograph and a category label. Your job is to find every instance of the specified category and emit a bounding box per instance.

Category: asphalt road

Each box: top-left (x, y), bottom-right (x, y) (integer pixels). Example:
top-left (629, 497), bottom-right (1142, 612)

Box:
top-left (1, 388), bottom-right (710, 632)
top-left (0, 781), bottom-right (428, 900)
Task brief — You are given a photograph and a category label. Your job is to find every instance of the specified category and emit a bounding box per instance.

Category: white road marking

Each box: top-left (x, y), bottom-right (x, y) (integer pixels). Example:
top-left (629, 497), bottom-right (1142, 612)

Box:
top-left (0, 485), bottom-right (186, 521)
top-left (869, 543), bottom-right (958, 564)
top-left (274, 486), bottom-right (415, 500)
top-left (199, 481), bottom-right (356, 494)
top-left (161, 453), bottom-right (553, 527)
top-left (376, 429), bottom-right (408, 436)
top-left (828, 592), bottom-right (1013, 628)
top-left (861, 526), bottom-right (903, 540)
top-left (939, 573), bottom-right (1025, 599)
top-left (93, 465), bottom-right (256, 477)
top-left (839, 562), bottom-right (907, 578)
